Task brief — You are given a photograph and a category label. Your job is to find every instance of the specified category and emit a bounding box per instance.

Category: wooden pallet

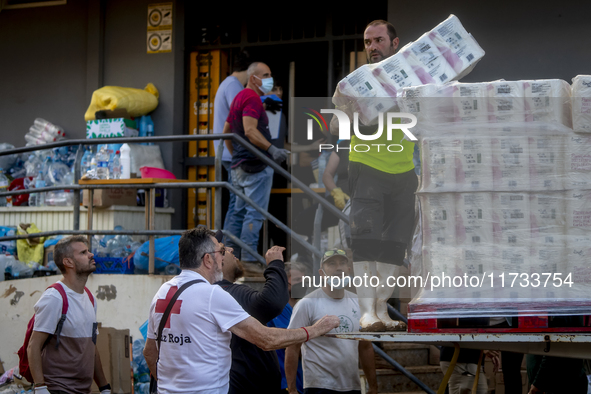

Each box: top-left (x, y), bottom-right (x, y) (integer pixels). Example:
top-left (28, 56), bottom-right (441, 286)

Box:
top-left (408, 300), bottom-right (591, 333)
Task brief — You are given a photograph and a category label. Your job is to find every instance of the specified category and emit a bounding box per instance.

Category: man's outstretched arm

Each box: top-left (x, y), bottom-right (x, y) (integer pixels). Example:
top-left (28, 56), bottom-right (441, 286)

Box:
top-left (229, 315), bottom-right (339, 351)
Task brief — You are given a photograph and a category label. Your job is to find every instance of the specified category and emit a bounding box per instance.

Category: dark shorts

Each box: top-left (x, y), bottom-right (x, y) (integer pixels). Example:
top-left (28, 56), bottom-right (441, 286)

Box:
top-left (304, 389), bottom-right (361, 394)
top-left (348, 162), bottom-right (418, 264)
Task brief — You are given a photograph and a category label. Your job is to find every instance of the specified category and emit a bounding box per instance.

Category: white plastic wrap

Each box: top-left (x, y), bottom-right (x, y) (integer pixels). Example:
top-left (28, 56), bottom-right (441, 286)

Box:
top-left (488, 81), bottom-right (526, 123)
top-left (565, 134), bottom-right (591, 189)
top-left (400, 34), bottom-right (458, 85)
top-left (429, 15), bottom-right (485, 80)
top-left (524, 79), bottom-right (572, 127)
top-left (571, 75), bottom-right (591, 133)
top-left (333, 14), bottom-right (485, 125)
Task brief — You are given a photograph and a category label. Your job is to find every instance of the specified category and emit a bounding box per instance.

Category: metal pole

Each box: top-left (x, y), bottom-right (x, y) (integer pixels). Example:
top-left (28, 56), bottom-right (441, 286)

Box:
top-left (87, 189), bottom-right (94, 244)
top-left (148, 188), bottom-right (155, 275)
top-left (73, 144), bottom-right (84, 230)
top-left (372, 344), bottom-right (436, 394)
top-left (214, 139), bottom-right (223, 230)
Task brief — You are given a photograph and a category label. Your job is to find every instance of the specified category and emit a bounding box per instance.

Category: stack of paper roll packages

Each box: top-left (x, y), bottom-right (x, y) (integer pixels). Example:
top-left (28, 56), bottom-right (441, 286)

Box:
top-left (405, 77), bottom-right (591, 320)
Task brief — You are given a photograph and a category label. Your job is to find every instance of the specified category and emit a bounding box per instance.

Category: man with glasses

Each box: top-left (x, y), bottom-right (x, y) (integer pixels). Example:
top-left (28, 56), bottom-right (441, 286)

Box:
top-left (144, 227), bottom-right (340, 394)
top-left (285, 249), bottom-right (378, 394)
top-left (214, 229), bottom-right (289, 394)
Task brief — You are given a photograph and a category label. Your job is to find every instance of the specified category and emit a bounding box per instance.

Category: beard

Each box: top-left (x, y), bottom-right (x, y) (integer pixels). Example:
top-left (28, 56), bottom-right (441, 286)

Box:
top-left (76, 259), bottom-right (96, 275)
top-left (213, 264), bottom-right (223, 283)
top-left (233, 264), bottom-right (244, 281)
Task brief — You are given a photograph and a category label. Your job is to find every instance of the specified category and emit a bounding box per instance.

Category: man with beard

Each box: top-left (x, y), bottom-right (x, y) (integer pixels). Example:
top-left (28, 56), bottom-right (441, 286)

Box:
top-left (330, 19), bottom-right (415, 332)
top-left (144, 227), bottom-right (334, 394)
top-left (215, 230), bottom-right (289, 394)
top-left (27, 236), bottom-right (111, 394)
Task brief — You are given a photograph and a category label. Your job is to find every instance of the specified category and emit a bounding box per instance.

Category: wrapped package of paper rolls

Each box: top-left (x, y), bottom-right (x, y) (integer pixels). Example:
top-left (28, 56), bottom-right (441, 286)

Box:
top-left (333, 14), bottom-right (484, 125)
top-left (406, 81), bottom-right (591, 322)
top-left (399, 79), bottom-right (573, 135)
top-left (571, 75), bottom-right (591, 133)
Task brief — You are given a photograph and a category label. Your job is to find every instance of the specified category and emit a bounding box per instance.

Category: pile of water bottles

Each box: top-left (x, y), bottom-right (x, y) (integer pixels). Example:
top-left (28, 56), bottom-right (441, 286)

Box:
top-left (91, 228), bottom-right (143, 259)
top-left (0, 143), bottom-right (126, 207)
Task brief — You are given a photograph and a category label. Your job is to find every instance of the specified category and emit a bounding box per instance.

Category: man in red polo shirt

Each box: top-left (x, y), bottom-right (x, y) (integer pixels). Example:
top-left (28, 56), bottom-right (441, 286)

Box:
top-left (223, 62), bottom-right (289, 266)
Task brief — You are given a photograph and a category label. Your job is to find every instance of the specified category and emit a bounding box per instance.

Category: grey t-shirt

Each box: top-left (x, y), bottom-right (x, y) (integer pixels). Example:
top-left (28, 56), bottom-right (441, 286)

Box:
top-left (213, 75), bottom-right (244, 162)
top-left (288, 289), bottom-right (361, 391)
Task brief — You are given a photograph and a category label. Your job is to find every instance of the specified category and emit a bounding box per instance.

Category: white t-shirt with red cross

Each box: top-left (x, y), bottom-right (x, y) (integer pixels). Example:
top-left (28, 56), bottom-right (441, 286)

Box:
top-left (147, 270), bottom-right (250, 394)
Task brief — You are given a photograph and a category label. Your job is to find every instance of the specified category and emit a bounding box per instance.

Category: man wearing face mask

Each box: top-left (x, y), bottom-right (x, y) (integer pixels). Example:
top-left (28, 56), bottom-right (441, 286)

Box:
top-left (223, 62), bottom-right (290, 268)
top-left (285, 249), bottom-right (378, 394)
top-left (214, 229), bottom-right (289, 394)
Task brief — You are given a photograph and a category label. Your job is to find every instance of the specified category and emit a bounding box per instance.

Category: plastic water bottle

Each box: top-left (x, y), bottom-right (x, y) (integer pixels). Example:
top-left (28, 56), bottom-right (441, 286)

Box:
top-left (33, 118), bottom-right (65, 138)
top-left (146, 124), bottom-right (154, 145)
top-left (0, 169), bottom-right (8, 207)
top-left (81, 148), bottom-right (92, 177)
top-left (96, 146), bottom-right (109, 179)
top-left (112, 151), bottom-right (121, 179)
top-left (34, 171), bottom-right (46, 207)
top-left (25, 134), bottom-right (54, 145)
top-left (28, 126), bottom-right (57, 142)
top-left (120, 144), bottom-right (131, 179)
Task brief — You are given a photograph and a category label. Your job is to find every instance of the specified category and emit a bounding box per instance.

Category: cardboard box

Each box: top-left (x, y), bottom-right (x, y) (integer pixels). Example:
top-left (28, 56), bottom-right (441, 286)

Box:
top-left (86, 118), bottom-right (138, 139)
top-left (83, 189), bottom-right (137, 208)
top-left (92, 326), bottom-right (132, 394)
top-left (43, 244), bottom-right (55, 267)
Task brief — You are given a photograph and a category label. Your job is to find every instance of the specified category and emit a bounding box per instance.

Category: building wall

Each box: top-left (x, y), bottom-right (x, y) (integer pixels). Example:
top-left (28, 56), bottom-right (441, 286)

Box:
top-left (388, 0), bottom-right (591, 82)
top-left (0, 0), bottom-right (186, 229)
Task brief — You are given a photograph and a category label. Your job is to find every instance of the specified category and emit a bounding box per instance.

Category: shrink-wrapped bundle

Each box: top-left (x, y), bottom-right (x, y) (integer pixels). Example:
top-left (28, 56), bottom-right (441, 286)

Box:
top-left (420, 137), bottom-right (457, 192)
top-left (528, 135), bottom-right (565, 191)
top-left (421, 193), bottom-right (456, 246)
top-left (400, 34), bottom-right (457, 85)
top-left (488, 81), bottom-right (525, 123)
top-left (529, 192), bottom-right (567, 247)
top-left (523, 79), bottom-right (572, 128)
top-left (493, 192), bottom-right (530, 247)
top-left (564, 134), bottom-right (591, 189)
top-left (451, 82), bottom-right (489, 124)
top-left (454, 136), bottom-right (493, 191)
top-left (372, 53), bottom-right (423, 98)
top-left (335, 64), bottom-right (395, 125)
top-left (429, 15), bottom-right (485, 80)
top-left (492, 136), bottom-right (529, 191)
top-left (455, 192), bottom-right (494, 246)
top-left (572, 75), bottom-right (591, 133)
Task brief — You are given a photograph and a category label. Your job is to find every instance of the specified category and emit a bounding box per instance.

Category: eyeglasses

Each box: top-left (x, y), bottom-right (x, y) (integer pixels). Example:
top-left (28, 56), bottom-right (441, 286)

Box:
top-left (323, 249), bottom-right (346, 258)
top-left (201, 247), bottom-right (226, 260)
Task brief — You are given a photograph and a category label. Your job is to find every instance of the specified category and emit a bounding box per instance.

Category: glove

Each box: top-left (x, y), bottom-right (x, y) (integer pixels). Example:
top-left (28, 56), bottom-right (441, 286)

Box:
top-left (267, 145), bottom-right (290, 163)
top-left (34, 386), bottom-right (51, 394)
top-left (331, 187), bottom-right (350, 210)
top-left (263, 97), bottom-right (282, 114)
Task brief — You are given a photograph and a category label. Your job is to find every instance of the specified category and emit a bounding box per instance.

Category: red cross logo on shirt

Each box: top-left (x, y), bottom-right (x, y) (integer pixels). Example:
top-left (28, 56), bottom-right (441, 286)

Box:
top-left (155, 286), bottom-right (182, 329)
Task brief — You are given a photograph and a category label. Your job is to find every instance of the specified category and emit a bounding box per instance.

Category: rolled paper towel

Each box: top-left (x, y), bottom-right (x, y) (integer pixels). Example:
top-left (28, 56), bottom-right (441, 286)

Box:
top-left (400, 34), bottom-right (457, 85)
top-left (571, 75), bottom-right (591, 133)
top-left (565, 189), bottom-right (591, 231)
top-left (491, 136), bottom-right (529, 191)
top-left (335, 64), bottom-right (395, 125)
top-left (529, 192), bottom-right (567, 247)
top-left (564, 133), bottom-right (591, 189)
top-left (372, 52), bottom-right (423, 98)
top-left (429, 15), bottom-right (485, 80)
top-left (421, 193), bottom-right (457, 247)
top-left (566, 229), bottom-right (591, 296)
top-left (492, 192), bottom-right (531, 247)
top-left (523, 79), bottom-right (572, 128)
top-left (455, 192), bottom-right (494, 246)
top-left (420, 137), bottom-right (457, 192)
top-left (528, 134), bottom-right (566, 191)
top-left (487, 81), bottom-right (525, 124)
top-left (453, 136), bottom-right (493, 191)
top-left (399, 84), bottom-right (445, 126)
top-left (451, 82), bottom-right (489, 124)
top-left (493, 245), bottom-right (532, 301)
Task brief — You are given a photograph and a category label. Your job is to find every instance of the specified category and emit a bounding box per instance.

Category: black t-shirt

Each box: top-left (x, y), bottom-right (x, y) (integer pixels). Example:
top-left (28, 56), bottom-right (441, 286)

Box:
top-left (216, 260), bottom-right (289, 394)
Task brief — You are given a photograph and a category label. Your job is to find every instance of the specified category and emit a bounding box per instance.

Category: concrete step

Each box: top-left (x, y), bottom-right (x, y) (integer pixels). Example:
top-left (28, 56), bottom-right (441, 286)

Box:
top-left (362, 366), bottom-right (443, 393)
top-left (375, 343), bottom-right (431, 368)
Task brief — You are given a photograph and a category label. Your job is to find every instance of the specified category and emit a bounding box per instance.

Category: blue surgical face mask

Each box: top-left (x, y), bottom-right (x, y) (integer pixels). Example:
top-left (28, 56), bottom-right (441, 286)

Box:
top-left (255, 75), bottom-right (274, 94)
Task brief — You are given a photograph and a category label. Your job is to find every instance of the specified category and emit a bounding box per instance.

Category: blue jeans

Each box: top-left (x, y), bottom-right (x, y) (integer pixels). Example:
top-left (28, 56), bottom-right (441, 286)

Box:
top-left (225, 165), bottom-right (274, 262)
top-left (222, 161), bottom-right (236, 233)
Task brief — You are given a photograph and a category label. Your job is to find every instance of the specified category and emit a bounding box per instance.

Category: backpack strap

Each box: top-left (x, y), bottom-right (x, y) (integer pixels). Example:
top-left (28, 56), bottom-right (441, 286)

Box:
top-left (84, 287), bottom-right (95, 306)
